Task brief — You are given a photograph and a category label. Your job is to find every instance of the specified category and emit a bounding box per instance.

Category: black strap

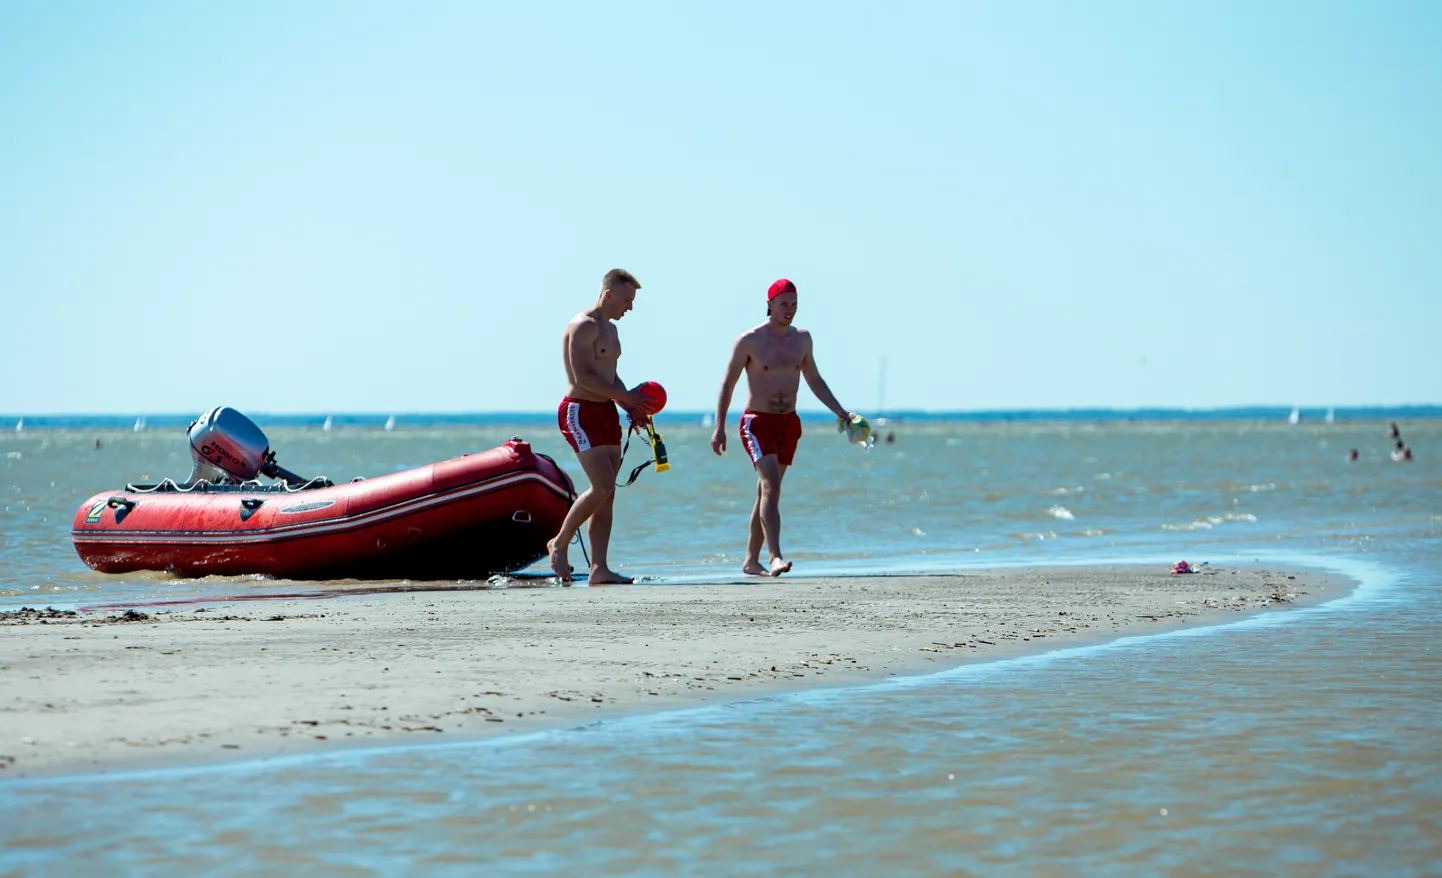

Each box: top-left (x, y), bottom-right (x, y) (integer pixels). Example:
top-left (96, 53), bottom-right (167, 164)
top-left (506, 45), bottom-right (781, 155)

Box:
top-left (615, 418), bottom-right (655, 489)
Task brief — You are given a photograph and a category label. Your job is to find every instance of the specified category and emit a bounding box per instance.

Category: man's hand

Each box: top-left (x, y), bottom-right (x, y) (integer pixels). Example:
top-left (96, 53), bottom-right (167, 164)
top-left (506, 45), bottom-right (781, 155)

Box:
top-left (615, 390), bottom-right (649, 416)
top-left (710, 424), bottom-right (727, 456)
top-left (621, 387), bottom-right (658, 416)
top-left (622, 406), bottom-right (646, 433)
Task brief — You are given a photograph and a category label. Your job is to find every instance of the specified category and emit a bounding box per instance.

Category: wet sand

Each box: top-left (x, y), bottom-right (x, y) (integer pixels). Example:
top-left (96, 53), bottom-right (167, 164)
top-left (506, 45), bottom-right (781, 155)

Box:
top-left (0, 565), bottom-right (1344, 778)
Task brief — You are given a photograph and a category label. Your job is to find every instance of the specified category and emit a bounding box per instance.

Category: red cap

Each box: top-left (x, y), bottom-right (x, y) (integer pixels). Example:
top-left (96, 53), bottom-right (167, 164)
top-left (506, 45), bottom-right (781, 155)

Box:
top-left (767, 278), bottom-right (797, 301)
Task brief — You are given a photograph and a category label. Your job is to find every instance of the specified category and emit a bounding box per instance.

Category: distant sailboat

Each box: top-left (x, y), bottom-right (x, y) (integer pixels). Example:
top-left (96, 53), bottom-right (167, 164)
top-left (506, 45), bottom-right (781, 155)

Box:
top-left (322, 416), bottom-right (333, 432)
top-left (384, 416), bottom-right (396, 432)
top-left (875, 357), bottom-right (890, 428)
top-left (878, 357), bottom-right (887, 419)
top-left (13, 418), bottom-right (22, 432)
top-left (1325, 407), bottom-right (1335, 424)
top-left (133, 416), bottom-right (146, 432)
top-left (1288, 407), bottom-right (1300, 425)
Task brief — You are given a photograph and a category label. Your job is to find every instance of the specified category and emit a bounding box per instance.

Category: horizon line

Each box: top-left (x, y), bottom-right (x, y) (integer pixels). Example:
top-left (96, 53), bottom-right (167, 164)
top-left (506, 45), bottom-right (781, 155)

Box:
top-left (5, 404), bottom-right (1441, 422)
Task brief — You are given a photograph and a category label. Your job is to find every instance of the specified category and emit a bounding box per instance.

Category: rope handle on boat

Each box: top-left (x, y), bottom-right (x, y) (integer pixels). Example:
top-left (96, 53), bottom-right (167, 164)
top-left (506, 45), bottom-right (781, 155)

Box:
top-left (124, 476), bottom-right (334, 494)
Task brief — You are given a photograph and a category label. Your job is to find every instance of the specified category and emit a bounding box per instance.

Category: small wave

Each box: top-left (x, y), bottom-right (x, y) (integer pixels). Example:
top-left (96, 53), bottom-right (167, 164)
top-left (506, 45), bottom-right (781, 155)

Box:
top-left (1047, 486), bottom-right (1085, 495)
top-left (1018, 531), bottom-right (1058, 540)
top-left (1249, 483), bottom-right (1277, 492)
top-left (1079, 529), bottom-right (1106, 537)
top-left (1047, 506), bottom-right (1075, 520)
top-left (1161, 512), bottom-right (1258, 531)
top-left (1161, 521), bottom-right (1212, 532)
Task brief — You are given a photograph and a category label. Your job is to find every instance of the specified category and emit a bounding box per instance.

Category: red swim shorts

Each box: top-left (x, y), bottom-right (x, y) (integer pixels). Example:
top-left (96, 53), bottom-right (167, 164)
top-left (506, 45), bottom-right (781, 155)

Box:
top-left (558, 398), bottom-right (622, 452)
top-left (739, 411), bottom-right (803, 466)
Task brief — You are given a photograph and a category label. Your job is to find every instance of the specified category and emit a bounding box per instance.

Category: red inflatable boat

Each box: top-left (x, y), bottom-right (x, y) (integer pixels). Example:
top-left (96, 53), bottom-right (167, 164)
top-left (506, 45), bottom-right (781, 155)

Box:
top-left (71, 439), bottom-right (576, 580)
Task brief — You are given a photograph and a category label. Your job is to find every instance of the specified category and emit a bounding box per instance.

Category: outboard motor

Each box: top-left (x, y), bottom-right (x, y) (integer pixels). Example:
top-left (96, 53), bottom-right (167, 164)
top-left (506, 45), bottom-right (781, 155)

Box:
top-left (186, 406), bottom-right (308, 487)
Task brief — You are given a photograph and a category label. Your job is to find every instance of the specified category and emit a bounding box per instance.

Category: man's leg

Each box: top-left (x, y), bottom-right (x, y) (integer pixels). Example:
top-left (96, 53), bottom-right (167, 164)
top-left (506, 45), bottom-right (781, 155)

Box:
top-left (744, 456), bottom-right (790, 576)
top-left (743, 476), bottom-right (767, 576)
top-left (586, 445), bottom-right (631, 584)
top-left (547, 446), bottom-right (621, 582)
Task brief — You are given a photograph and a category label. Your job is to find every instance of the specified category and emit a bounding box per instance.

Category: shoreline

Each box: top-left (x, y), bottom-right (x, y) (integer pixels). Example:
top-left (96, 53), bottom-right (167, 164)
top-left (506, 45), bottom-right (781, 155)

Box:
top-left (0, 563), bottom-right (1348, 780)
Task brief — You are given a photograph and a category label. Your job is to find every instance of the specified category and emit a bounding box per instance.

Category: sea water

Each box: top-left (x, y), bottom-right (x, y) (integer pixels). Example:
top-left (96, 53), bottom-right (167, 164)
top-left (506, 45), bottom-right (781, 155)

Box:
top-left (1, 417), bottom-right (1439, 874)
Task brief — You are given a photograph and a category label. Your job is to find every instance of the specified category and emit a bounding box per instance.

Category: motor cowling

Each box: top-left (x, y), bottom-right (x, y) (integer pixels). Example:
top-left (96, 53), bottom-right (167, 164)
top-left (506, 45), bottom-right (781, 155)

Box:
top-left (186, 407), bottom-right (306, 486)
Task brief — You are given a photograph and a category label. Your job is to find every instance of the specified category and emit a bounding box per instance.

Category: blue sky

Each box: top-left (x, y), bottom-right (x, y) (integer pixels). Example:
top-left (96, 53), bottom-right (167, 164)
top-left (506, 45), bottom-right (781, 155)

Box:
top-left (3, 0), bottom-right (1439, 415)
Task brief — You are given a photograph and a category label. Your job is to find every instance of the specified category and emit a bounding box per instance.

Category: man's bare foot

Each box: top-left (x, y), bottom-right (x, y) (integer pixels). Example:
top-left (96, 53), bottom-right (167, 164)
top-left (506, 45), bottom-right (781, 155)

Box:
top-left (589, 566), bottom-right (634, 585)
top-left (770, 557), bottom-right (793, 576)
top-left (547, 538), bottom-right (573, 582)
top-left (742, 560), bottom-right (768, 576)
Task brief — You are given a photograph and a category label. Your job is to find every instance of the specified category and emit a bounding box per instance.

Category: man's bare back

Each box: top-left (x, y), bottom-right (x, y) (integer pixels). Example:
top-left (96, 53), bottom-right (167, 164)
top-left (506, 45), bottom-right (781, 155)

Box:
top-left (736, 324), bottom-right (812, 414)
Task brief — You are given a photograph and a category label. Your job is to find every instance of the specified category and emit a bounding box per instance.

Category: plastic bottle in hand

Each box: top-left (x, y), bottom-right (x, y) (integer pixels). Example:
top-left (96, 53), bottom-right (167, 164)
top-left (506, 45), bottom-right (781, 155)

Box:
top-left (837, 413), bottom-right (874, 448)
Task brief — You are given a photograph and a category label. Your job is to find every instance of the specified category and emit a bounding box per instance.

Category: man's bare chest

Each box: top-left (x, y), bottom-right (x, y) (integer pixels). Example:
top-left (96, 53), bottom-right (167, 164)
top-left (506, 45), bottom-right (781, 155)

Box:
top-left (753, 338), bottom-right (803, 374)
top-left (595, 327), bottom-right (622, 359)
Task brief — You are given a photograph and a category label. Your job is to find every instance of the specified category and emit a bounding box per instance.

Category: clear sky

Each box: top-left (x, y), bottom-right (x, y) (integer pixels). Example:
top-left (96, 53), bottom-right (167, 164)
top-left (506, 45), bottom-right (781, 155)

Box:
top-left (3, 0), bottom-right (1439, 415)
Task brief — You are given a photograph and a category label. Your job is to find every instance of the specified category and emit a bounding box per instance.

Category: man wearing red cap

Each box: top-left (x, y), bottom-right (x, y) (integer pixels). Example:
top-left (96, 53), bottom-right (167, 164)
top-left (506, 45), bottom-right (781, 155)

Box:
top-left (710, 278), bottom-right (860, 576)
top-left (548, 268), bottom-right (654, 584)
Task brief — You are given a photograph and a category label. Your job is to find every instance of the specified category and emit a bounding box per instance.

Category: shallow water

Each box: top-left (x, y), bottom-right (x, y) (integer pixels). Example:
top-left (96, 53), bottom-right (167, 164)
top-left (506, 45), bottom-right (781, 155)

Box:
top-left (2, 419), bottom-right (1436, 604)
top-left (2, 419), bottom-right (1440, 874)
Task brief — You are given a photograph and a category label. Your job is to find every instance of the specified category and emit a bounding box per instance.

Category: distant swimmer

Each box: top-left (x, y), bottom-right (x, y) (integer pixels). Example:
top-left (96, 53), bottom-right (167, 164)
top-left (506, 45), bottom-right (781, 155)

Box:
top-left (1392, 441), bottom-right (1413, 462)
top-left (1346, 449), bottom-right (1359, 462)
top-left (710, 278), bottom-right (863, 577)
top-left (546, 269), bottom-right (656, 585)
top-left (1388, 421), bottom-right (1401, 439)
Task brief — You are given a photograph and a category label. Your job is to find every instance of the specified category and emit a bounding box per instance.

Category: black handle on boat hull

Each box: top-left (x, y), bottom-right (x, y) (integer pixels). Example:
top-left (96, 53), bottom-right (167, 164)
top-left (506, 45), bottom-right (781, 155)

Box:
top-left (107, 496), bottom-right (137, 524)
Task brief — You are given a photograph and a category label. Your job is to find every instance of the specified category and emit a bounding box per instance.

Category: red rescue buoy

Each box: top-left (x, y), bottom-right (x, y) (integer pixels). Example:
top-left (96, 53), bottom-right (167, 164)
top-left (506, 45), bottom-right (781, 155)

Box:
top-left (637, 381), bottom-right (667, 415)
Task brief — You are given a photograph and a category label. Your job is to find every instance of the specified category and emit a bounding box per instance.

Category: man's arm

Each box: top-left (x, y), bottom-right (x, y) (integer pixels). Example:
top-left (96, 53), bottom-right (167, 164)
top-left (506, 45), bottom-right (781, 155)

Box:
top-left (711, 336), bottom-right (750, 454)
top-left (568, 322), bottom-right (641, 408)
top-left (800, 332), bottom-right (851, 420)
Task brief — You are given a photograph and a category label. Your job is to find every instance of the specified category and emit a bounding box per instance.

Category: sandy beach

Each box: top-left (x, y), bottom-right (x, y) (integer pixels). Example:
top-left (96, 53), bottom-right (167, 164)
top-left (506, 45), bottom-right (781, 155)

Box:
top-left (0, 565), bottom-right (1343, 779)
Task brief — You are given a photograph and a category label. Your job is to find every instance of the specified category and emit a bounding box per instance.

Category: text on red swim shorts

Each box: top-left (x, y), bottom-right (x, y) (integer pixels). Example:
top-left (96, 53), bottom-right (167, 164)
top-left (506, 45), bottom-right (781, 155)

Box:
top-left (558, 398), bottom-right (622, 452)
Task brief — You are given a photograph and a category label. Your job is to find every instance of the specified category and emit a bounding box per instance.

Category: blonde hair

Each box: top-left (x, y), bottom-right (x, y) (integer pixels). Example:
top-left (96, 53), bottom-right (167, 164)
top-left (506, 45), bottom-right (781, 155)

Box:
top-left (602, 268), bottom-right (640, 291)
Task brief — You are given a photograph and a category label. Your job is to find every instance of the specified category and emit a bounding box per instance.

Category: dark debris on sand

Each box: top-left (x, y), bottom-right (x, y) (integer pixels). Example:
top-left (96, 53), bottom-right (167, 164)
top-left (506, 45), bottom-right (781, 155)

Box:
top-left (0, 607), bottom-right (80, 625)
top-left (1, 607), bottom-right (154, 626)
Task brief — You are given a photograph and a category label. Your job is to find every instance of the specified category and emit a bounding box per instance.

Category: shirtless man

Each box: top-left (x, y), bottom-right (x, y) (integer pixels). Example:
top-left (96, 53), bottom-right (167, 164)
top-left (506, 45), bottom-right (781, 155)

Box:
top-left (710, 278), bottom-right (858, 576)
top-left (547, 269), bottom-right (653, 584)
